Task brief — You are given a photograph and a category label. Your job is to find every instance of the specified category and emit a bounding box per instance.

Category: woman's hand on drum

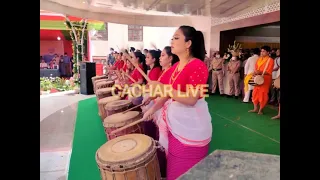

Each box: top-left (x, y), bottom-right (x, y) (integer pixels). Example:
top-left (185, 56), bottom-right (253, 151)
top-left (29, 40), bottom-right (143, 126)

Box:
top-left (143, 108), bottom-right (155, 121)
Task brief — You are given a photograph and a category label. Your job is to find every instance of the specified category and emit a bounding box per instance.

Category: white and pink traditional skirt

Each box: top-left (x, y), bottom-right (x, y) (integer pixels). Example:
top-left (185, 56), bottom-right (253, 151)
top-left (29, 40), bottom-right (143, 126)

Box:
top-left (153, 98), bottom-right (212, 154)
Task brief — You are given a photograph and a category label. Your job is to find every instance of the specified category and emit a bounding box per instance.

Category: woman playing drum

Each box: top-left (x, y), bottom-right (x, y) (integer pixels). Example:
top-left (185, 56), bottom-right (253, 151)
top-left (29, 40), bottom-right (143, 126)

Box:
top-left (113, 52), bottom-right (125, 71)
top-left (124, 51), bottom-right (147, 105)
top-left (146, 49), bottom-right (162, 81)
top-left (143, 49), bottom-right (162, 139)
top-left (143, 26), bottom-right (212, 180)
top-left (143, 47), bottom-right (179, 107)
top-left (142, 46), bottom-right (179, 179)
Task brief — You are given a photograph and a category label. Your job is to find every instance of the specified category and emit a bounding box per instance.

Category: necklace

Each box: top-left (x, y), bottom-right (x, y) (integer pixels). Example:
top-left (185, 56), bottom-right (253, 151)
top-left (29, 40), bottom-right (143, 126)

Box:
top-left (169, 58), bottom-right (194, 85)
top-left (157, 67), bottom-right (171, 81)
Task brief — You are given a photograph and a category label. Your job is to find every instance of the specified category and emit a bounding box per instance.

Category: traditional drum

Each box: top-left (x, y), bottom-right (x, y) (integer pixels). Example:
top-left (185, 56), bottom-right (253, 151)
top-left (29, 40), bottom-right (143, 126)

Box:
top-left (103, 111), bottom-right (143, 140)
top-left (96, 87), bottom-right (114, 101)
top-left (96, 134), bottom-right (161, 180)
top-left (92, 75), bottom-right (108, 84)
top-left (95, 81), bottom-right (114, 92)
top-left (94, 79), bottom-right (107, 92)
top-left (98, 96), bottom-right (121, 120)
top-left (105, 100), bottom-right (131, 117)
top-left (248, 75), bottom-right (264, 86)
top-left (92, 76), bottom-right (108, 93)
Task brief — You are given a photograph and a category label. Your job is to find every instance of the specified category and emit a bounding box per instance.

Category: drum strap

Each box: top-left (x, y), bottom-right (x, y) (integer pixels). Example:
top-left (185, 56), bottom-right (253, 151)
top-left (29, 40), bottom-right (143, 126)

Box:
top-left (261, 58), bottom-right (271, 76)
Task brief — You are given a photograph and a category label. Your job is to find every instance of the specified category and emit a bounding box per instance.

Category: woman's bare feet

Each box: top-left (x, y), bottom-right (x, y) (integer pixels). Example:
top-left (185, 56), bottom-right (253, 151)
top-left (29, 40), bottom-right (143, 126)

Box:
top-left (271, 115), bottom-right (280, 119)
top-left (257, 111), bottom-right (263, 115)
top-left (248, 109), bottom-right (258, 113)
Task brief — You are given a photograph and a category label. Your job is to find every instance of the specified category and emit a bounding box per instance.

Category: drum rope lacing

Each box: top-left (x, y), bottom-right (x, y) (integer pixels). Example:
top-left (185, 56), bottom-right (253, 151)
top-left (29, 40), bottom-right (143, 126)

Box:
top-left (96, 139), bottom-right (165, 171)
top-left (97, 154), bottom-right (159, 179)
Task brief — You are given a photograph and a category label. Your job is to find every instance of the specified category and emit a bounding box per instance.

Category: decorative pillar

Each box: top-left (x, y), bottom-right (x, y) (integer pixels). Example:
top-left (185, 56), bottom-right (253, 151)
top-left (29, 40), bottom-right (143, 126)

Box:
top-left (87, 30), bottom-right (94, 62)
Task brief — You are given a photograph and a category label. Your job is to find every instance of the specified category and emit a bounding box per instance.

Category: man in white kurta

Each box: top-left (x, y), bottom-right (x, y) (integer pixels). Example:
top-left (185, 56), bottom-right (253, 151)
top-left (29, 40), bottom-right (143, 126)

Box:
top-left (270, 49), bottom-right (280, 104)
top-left (272, 68), bottom-right (280, 119)
top-left (243, 48), bottom-right (260, 103)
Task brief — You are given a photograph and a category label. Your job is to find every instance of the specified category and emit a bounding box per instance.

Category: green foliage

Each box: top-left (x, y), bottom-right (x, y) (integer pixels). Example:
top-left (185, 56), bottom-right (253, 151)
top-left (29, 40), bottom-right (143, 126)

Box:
top-left (65, 18), bottom-right (89, 85)
top-left (40, 77), bottom-right (78, 92)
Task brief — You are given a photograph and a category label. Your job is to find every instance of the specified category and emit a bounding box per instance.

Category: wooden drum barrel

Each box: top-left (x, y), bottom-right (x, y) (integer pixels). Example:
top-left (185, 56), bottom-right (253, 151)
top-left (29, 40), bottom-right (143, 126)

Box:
top-left (92, 76), bottom-right (108, 93)
top-left (103, 111), bottom-right (143, 140)
top-left (95, 134), bottom-right (161, 180)
top-left (95, 81), bottom-right (115, 92)
top-left (96, 87), bottom-right (114, 101)
top-left (98, 96), bottom-right (121, 120)
top-left (105, 100), bottom-right (131, 117)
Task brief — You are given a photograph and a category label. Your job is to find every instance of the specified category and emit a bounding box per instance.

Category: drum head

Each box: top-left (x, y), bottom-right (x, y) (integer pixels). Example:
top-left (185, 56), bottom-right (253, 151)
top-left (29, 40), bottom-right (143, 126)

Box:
top-left (254, 75), bottom-right (264, 85)
top-left (96, 87), bottom-right (113, 94)
top-left (105, 100), bottom-right (131, 110)
top-left (104, 111), bottom-right (140, 125)
top-left (98, 96), bottom-right (121, 104)
top-left (97, 134), bottom-right (153, 164)
top-left (92, 75), bottom-right (107, 80)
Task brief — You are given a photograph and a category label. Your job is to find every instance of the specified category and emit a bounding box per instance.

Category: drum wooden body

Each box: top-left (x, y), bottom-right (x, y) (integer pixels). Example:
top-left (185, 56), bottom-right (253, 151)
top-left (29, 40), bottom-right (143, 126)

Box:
top-left (105, 100), bottom-right (131, 117)
top-left (105, 80), bottom-right (115, 87)
top-left (103, 111), bottom-right (143, 140)
top-left (96, 81), bottom-right (109, 91)
top-left (96, 134), bottom-right (161, 180)
top-left (93, 76), bottom-right (108, 93)
top-left (98, 96), bottom-right (121, 120)
top-left (92, 75), bottom-right (108, 84)
top-left (96, 88), bottom-right (113, 101)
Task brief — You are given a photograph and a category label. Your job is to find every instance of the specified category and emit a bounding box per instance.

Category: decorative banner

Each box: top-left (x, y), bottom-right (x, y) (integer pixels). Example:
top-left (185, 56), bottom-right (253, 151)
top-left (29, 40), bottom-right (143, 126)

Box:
top-left (40, 14), bottom-right (106, 30)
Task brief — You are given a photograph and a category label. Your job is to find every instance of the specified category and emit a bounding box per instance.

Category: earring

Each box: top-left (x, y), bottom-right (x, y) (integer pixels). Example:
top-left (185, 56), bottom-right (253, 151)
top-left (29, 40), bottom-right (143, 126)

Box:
top-left (186, 48), bottom-right (190, 57)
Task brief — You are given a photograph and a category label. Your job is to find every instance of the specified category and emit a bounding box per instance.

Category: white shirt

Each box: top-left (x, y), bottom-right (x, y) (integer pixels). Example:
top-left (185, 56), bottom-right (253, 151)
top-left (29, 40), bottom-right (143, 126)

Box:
top-left (40, 63), bottom-right (48, 68)
top-left (244, 54), bottom-right (259, 75)
top-left (272, 57), bottom-right (280, 79)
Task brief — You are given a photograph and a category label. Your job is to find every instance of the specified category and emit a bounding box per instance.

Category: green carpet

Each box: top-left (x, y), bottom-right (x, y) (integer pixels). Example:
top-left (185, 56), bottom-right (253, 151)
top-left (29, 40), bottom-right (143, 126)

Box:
top-left (68, 96), bottom-right (280, 180)
top-left (68, 97), bottom-right (106, 180)
top-left (206, 96), bottom-right (280, 155)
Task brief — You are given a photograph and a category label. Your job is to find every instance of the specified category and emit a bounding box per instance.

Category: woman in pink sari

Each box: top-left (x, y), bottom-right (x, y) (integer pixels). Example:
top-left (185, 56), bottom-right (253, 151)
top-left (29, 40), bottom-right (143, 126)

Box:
top-left (142, 46), bottom-right (179, 179)
top-left (144, 26), bottom-right (212, 180)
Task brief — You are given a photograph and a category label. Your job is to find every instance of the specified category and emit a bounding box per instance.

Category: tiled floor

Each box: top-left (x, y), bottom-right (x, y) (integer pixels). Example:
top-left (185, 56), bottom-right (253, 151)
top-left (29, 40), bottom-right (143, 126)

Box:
top-left (40, 93), bottom-right (94, 180)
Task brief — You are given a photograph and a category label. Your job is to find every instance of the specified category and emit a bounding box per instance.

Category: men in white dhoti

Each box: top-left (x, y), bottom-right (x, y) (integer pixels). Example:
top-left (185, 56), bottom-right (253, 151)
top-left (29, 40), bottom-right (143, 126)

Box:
top-left (243, 48), bottom-right (260, 103)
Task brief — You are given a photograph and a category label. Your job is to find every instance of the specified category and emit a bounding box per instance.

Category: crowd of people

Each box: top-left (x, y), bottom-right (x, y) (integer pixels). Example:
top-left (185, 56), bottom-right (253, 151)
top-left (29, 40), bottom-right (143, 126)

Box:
top-left (102, 25), bottom-right (280, 180)
top-left (206, 47), bottom-right (280, 119)
top-left (40, 52), bottom-right (75, 77)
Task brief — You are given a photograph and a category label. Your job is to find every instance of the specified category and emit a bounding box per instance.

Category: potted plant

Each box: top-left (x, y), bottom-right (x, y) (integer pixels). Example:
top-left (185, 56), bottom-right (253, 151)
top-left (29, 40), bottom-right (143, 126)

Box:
top-left (40, 78), bottom-right (52, 95)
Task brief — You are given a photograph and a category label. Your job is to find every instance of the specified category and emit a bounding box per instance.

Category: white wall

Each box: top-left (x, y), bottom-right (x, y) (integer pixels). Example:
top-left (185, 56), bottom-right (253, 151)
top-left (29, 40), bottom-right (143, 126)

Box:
top-left (91, 23), bottom-right (177, 56)
top-left (91, 40), bottom-right (108, 56)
